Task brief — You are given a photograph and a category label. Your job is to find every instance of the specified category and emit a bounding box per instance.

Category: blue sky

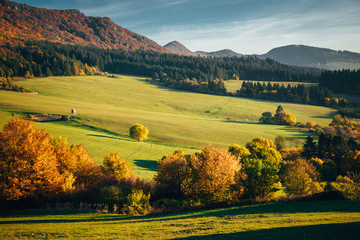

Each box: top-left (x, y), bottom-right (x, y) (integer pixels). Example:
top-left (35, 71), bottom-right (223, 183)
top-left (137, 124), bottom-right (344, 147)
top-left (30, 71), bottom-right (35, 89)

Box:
top-left (15, 0), bottom-right (360, 54)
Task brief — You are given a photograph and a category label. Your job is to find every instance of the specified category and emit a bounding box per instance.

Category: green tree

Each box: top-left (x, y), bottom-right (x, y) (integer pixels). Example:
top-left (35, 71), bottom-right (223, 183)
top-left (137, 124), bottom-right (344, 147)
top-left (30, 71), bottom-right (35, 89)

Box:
top-left (259, 112), bottom-right (273, 124)
top-left (274, 135), bottom-right (286, 151)
top-left (130, 123), bottom-right (149, 142)
top-left (302, 135), bottom-right (317, 159)
top-left (273, 105), bottom-right (287, 124)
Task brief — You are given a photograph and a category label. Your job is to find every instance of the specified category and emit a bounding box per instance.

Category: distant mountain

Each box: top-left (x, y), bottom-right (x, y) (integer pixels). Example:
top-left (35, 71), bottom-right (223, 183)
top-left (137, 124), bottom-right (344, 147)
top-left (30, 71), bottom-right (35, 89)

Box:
top-left (196, 49), bottom-right (242, 58)
top-left (259, 45), bottom-right (360, 70)
top-left (164, 41), bottom-right (196, 56)
top-left (163, 41), bottom-right (243, 58)
top-left (0, 0), bottom-right (167, 52)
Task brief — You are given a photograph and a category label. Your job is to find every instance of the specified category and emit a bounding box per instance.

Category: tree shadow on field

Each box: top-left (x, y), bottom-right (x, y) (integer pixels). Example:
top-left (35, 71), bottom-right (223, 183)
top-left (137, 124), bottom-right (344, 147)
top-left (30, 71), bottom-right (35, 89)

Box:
top-left (87, 134), bottom-right (133, 142)
top-left (173, 222), bottom-right (360, 240)
top-left (133, 159), bottom-right (157, 172)
top-left (221, 119), bottom-right (259, 125)
top-left (311, 111), bottom-right (337, 119)
top-left (1, 200), bottom-right (359, 225)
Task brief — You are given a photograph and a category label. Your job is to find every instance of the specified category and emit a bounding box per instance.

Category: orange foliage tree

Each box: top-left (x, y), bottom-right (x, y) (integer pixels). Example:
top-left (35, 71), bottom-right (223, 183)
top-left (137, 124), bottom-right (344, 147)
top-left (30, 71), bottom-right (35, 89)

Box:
top-left (155, 145), bottom-right (241, 202)
top-left (0, 119), bottom-right (63, 200)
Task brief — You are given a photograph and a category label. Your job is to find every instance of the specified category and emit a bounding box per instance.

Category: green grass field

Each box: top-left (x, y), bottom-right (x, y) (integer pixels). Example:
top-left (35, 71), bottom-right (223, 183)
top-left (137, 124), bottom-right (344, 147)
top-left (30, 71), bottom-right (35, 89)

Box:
top-left (0, 75), bottom-right (336, 178)
top-left (0, 200), bottom-right (359, 239)
top-left (224, 80), bottom-right (318, 93)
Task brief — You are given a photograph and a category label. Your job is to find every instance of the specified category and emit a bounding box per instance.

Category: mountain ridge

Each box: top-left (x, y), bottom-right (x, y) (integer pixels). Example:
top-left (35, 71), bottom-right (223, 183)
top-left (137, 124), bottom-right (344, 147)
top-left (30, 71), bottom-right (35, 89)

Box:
top-left (0, 0), bottom-right (167, 52)
top-left (259, 44), bottom-right (360, 70)
top-left (164, 40), bottom-right (360, 70)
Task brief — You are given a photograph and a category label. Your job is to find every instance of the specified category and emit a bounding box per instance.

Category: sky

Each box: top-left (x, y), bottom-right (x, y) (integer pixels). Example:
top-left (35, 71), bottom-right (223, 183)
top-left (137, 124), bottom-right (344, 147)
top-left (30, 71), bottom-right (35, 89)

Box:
top-left (14, 0), bottom-right (360, 54)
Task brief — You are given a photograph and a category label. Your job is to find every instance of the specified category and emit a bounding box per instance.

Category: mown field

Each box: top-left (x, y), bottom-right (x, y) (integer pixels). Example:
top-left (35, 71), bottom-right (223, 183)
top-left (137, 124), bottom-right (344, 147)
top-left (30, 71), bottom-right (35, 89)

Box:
top-left (0, 75), bottom-right (336, 178)
top-left (224, 80), bottom-right (318, 93)
top-left (0, 200), bottom-right (359, 239)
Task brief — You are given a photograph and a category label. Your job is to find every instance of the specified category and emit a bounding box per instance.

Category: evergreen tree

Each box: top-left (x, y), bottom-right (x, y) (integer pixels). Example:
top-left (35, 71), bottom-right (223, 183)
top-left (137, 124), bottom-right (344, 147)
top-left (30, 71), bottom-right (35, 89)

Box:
top-left (302, 135), bottom-right (317, 159)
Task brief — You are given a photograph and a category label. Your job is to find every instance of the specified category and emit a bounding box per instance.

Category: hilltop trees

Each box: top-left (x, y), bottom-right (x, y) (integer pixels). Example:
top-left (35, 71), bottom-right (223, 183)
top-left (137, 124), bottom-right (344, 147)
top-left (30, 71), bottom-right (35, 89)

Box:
top-left (130, 124), bottom-right (149, 142)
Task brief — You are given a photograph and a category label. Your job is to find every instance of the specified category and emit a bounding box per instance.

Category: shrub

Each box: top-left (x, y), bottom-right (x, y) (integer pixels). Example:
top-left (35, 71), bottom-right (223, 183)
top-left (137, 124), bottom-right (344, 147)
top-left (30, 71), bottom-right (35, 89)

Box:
top-left (98, 185), bottom-right (123, 206)
top-left (122, 189), bottom-right (152, 215)
top-left (330, 176), bottom-right (360, 200)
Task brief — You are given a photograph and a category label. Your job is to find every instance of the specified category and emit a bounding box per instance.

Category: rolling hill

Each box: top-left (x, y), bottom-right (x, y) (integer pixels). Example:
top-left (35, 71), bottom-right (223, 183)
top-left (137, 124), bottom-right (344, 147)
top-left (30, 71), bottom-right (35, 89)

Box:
top-left (163, 41), bottom-right (196, 56)
top-left (0, 74), bottom-right (336, 178)
top-left (259, 45), bottom-right (360, 70)
top-left (196, 49), bottom-right (243, 58)
top-left (164, 41), bottom-right (243, 58)
top-left (0, 0), bottom-right (166, 51)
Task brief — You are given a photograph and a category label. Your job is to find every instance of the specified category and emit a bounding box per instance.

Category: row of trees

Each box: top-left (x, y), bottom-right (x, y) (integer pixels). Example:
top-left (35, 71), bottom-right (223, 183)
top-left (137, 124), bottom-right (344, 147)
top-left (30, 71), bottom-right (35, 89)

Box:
top-left (0, 40), bottom-right (320, 82)
top-left (0, 119), bottom-right (152, 214)
top-left (1, 118), bottom-right (359, 213)
top-left (236, 81), bottom-right (350, 109)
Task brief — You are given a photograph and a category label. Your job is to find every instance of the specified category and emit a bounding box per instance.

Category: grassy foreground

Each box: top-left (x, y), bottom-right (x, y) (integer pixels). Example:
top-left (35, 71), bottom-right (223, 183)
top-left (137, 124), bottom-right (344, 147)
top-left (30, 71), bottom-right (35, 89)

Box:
top-left (0, 200), bottom-right (359, 239)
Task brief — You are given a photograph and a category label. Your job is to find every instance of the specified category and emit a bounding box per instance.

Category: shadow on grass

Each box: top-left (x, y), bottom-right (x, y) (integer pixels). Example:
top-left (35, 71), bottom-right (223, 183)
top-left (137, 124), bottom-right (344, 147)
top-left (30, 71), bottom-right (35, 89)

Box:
top-left (174, 222), bottom-right (360, 240)
top-left (221, 120), bottom-right (259, 125)
top-left (133, 159), bottom-right (158, 172)
top-left (1, 200), bottom-right (359, 225)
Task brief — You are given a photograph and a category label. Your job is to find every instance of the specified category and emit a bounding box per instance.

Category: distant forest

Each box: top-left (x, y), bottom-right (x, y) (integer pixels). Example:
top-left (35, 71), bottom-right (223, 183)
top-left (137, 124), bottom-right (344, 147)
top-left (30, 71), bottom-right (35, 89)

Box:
top-left (0, 41), bottom-right (320, 82)
top-left (320, 69), bottom-right (360, 94)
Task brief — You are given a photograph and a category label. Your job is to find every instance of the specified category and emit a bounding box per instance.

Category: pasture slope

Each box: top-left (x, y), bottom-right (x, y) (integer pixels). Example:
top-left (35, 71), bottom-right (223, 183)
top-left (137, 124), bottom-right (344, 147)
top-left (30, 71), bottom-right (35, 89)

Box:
top-left (0, 75), bottom-right (336, 178)
top-left (0, 200), bottom-right (359, 239)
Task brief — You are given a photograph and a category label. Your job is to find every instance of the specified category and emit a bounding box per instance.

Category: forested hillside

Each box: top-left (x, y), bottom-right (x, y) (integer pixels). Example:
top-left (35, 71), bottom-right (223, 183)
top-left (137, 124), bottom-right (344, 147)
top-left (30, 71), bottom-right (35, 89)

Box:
top-left (0, 0), bottom-right (166, 51)
top-left (0, 40), bottom-right (320, 82)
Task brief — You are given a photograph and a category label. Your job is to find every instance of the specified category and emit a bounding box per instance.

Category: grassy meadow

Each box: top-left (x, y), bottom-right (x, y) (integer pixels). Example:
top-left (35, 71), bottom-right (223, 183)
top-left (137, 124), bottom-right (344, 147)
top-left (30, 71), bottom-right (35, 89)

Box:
top-left (224, 80), bottom-right (318, 93)
top-left (0, 200), bottom-right (359, 239)
top-left (0, 75), bottom-right (336, 178)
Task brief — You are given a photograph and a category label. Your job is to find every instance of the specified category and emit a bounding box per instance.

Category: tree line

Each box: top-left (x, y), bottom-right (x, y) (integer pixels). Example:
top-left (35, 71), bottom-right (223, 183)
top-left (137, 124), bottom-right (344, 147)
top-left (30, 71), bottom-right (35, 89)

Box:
top-left (0, 40), bottom-right (320, 82)
top-left (320, 69), bottom-right (360, 94)
top-left (1, 119), bottom-right (359, 214)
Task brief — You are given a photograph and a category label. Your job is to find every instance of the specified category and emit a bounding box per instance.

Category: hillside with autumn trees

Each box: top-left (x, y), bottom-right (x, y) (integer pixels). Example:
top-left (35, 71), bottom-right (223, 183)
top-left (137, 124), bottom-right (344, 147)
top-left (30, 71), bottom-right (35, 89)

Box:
top-left (0, 0), bottom-right (166, 52)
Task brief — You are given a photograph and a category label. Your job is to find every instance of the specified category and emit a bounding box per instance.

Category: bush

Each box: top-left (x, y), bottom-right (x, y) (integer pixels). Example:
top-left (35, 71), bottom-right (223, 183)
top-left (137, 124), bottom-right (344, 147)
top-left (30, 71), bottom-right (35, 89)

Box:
top-left (98, 185), bottom-right (123, 206)
top-left (122, 189), bottom-right (152, 215)
top-left (330, 176), bottom-right (360, 200)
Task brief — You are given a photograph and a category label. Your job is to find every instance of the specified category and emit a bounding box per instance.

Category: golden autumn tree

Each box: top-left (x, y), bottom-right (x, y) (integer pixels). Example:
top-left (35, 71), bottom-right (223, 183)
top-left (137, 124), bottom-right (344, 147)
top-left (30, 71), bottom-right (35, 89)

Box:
top-left (129, 123), bottom-right (149, 142)
top-left (72, 144), bottom-right (103, 189)
top-left (51, 136), bottom-right (77, 193)
top-left (0, 119), bottom-right (63, 200)
top-left (185, 145), bottom-right (241, 202)
top-left (154, 151), bottom-right (194, 198)
top-left (101, 153), bottom-right (132, 181)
